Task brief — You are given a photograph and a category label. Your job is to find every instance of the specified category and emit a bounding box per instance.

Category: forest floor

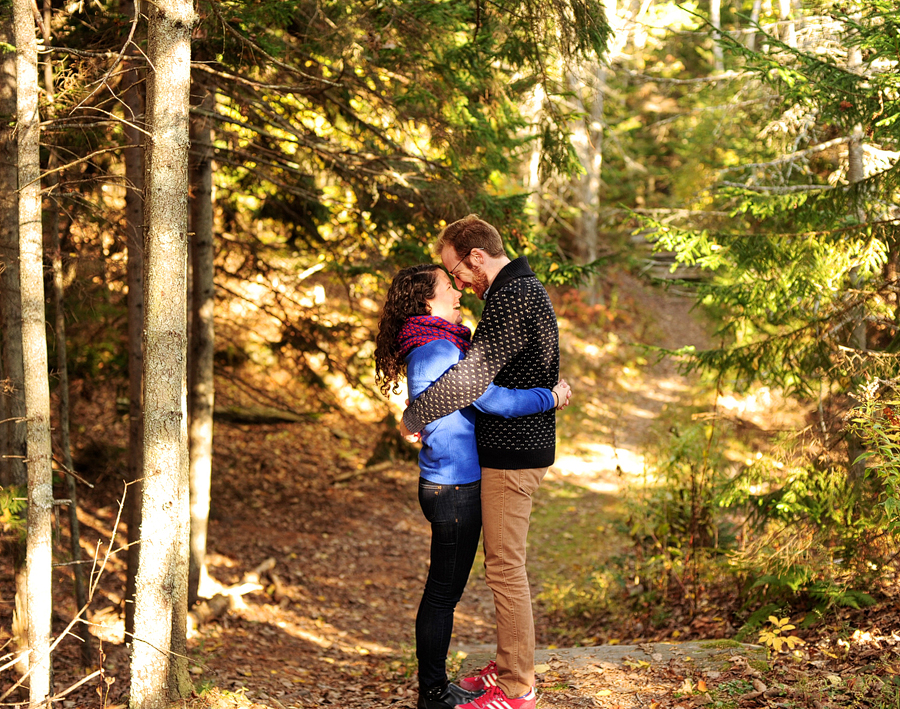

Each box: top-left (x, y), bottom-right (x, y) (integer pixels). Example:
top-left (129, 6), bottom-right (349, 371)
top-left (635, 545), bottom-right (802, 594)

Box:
top-left (3, 274), bottom-right (900, 708)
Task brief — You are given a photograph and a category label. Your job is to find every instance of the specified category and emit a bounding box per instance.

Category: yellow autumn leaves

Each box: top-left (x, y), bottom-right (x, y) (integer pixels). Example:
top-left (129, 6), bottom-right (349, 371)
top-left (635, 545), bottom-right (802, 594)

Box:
top-left (758, 616), bottom-right (805, 654)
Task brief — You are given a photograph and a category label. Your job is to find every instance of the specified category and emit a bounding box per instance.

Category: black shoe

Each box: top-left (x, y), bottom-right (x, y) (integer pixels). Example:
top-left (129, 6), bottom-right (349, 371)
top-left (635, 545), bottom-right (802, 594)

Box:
top-left (418, 682), bottom-right (484, 709)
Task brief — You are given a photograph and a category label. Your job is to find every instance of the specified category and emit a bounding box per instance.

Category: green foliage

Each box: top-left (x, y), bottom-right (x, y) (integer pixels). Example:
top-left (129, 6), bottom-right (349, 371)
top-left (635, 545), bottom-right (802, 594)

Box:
top-left (0, 486), bottom-right (27, 544)
top-left (627, 420), bottom-right (733, 555)
top-left (611, 0), bottom-right (900, 622)
top-left (633, 0), bottom-right (900, 401)
top-left (622, 419), bottom-right (742, 617)
top-left (849, 379), bottom-right (900, 531)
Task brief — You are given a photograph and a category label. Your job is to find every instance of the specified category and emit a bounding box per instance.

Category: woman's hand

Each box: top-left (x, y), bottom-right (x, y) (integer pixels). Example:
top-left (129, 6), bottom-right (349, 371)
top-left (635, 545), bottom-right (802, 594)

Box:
top-left (552, 379), bottom-right (572, 410)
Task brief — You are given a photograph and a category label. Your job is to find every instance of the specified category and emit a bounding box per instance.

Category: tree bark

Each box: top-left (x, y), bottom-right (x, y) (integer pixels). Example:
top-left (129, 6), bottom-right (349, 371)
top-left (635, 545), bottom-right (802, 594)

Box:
top-left (0, 8), bottom-right (26, 490)
top-left (121, 0), bottom-right (145, 641)
top-left (130, 1), bottom-right (195, 707)
top-left (188, 83), bottom-right (216, 608)
top-left (13, 0), bottom-right (53, 703)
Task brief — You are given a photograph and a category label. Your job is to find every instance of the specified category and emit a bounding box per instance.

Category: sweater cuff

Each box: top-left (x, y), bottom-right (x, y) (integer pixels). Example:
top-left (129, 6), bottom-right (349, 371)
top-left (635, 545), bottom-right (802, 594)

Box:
top-left (402, 408), bottom-right (425, 435)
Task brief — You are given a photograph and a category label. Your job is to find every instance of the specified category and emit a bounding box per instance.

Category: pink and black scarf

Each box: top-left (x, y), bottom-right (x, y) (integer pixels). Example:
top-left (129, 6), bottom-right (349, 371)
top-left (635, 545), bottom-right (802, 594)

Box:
top-left (397, 315), bottom-right (472, 359)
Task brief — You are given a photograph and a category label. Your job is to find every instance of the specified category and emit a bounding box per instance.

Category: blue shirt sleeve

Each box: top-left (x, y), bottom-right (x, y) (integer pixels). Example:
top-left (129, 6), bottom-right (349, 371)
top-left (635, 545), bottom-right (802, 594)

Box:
top-left (407, 340), bottom-right (554, 417)
top-left (406, 340), bottom-right (465, 401)
top-left (472, 383), bottom-right (554, 418)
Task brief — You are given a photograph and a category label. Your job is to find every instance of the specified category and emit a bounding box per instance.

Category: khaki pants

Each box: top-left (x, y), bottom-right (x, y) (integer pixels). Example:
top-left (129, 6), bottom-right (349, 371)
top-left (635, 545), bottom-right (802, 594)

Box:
top-left (480, 466), bottom-right (547, 698)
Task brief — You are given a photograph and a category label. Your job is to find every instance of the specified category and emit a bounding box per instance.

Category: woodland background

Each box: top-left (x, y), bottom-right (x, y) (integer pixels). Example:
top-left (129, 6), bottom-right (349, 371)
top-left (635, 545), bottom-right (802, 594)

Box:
top-left (1, 0), bottom-right (899, 707)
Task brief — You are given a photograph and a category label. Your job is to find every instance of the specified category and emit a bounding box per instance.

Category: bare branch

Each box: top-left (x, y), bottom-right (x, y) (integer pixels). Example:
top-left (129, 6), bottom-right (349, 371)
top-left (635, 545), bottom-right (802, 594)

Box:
top-left (71, 0), bottom-right (142, 113)
top-left (44, 45), bottom-right (125, 58)
top-left (17, 145), bottom-right (140, 195)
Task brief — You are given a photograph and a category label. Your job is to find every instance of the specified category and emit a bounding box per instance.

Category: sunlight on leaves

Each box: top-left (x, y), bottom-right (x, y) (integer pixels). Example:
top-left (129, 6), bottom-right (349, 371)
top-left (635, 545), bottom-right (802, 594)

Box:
top-left (758, 616), bottom-right (805, 653)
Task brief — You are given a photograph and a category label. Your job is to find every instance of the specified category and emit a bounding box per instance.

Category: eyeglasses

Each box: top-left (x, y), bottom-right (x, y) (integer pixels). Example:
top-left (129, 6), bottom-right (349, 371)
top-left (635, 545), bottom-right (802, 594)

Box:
top-left (448, 248), bottom-right (476, 276)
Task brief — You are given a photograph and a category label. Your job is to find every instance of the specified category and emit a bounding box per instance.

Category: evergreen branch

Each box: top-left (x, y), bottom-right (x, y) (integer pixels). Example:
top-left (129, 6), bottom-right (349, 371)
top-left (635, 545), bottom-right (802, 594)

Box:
top-left (199, 103), bottom-right (455, 183)
top-left (719, 181), bottom-right (832, 194)
top-left (730, 217), bottom-right (900, 240)
top-left (206, 0), bottom-right (339, 88)
top-left (648, 97), bottom-right (776, 129)
top-left (191, 61), bottom-right (325, 95)
top-left (607, 207), bottom-right (732, 218)
top-left (619, 67), bottom-right (749, 85)
top-left (721, 136), bottom-right (852, 174)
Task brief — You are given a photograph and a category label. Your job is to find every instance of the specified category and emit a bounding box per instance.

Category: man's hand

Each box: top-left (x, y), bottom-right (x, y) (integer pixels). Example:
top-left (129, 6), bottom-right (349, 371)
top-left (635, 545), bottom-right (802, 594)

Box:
top-left (553, 379), bottom-right (573, 410)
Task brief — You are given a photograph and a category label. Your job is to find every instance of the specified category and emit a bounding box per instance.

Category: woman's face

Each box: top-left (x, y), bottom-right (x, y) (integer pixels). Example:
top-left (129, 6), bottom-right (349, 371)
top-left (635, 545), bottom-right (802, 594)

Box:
top-left (426, 269), bottom-right (462, 324)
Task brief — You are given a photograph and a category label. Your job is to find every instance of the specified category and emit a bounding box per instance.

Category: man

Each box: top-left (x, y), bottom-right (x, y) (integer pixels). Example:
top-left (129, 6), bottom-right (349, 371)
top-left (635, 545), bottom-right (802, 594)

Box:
top-left (400, 214), bottom-right (569, 709)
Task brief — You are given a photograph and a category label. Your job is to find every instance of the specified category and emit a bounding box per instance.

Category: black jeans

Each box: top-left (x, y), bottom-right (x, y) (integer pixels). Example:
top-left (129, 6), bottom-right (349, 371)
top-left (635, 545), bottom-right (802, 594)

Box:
top-left (415, 478), bottom-right (482, 689)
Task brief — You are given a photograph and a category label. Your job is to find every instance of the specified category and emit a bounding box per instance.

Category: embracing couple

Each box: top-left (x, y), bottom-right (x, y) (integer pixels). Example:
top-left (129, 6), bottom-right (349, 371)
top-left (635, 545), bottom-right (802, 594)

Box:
top-left (374, 215), bottom-right (572, 709)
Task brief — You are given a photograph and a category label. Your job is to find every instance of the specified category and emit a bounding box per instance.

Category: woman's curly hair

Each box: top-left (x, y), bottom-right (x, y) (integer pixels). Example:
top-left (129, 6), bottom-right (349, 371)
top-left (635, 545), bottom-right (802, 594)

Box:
top-left (374, 264), bottom-right (441, 396)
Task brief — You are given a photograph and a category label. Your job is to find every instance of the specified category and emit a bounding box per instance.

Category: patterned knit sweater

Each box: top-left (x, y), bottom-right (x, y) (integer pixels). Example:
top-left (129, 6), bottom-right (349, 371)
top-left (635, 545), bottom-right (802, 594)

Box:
top-left (402, 256), bottom-right (560, 469)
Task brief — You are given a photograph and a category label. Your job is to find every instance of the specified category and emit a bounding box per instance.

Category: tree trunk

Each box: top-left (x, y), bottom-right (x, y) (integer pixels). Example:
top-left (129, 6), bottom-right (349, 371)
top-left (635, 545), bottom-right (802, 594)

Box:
top-left (746, 0), bottom-right (761, 52)
top-left (129, 1), bottom-right (195, 707)
top-left (846, 13), bottom-right (865, 351)
top-left (42, 0), bottom-right (92, 667)
top-left (0, 9), bottom-right (28, 695)
top-left (0, 8), bottom-right (26, 491)
top-left (710, 0), bottom-right (724, 73)
top-left (188, 82), bottom-right (216, 607)
top-left (568, 61), bottom-right (606, 303)
top-left (778, 0), bottom-right (796, 48)
top-left (13, 0), bottom-right (53, 703)
top-left (845, 12), bottom-right (867, 480)
top-left (122, 0), bottom-right (145, 640)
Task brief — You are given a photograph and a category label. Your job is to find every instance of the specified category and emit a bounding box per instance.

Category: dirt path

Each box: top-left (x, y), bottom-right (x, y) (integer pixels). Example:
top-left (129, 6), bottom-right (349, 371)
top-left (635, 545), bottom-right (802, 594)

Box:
top-left (4, 278), bottom-right (772, 708)
top-left (553, 278), bottom-right (714, 493)
top-left (45, 410), bottom-right (763, 709)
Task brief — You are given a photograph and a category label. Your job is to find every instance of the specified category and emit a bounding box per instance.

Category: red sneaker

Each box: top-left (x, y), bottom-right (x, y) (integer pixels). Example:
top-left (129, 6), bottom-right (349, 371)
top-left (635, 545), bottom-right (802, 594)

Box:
top-left (458, 660), bottom-right (498, 692)
top-left (456, 685), bottom-right (536, 709)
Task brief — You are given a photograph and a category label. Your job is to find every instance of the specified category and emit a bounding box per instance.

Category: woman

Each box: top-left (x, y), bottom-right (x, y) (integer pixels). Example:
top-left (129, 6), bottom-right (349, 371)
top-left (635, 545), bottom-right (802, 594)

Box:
top-left (374, 264), bottom-right (569, 709)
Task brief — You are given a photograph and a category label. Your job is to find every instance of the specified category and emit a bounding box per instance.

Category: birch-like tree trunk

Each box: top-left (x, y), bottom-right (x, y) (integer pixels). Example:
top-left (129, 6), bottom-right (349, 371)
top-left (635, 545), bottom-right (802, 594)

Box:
top-left (569, 63), bottom-right (605, 268)
top-left (844, 7), bottom-right (867, 481)
top-left (188, 83), bottom-right (215, 607)
top-left (130, 1), bottom-right (195, 707)
top-left (13, 0), bottom-right (53, 703)
top-left (846, 13), bottom-right (865, 351)
top-left (0, 9), bottom-right (26, 491)
top-left (710, 0), bottom-right (724, 72)
top-left (779, 0), bottom-right (796, 48)
top-left (746, 0), bottom-right (762, 51)
top-left (122, 0), bottom-right (145, 639)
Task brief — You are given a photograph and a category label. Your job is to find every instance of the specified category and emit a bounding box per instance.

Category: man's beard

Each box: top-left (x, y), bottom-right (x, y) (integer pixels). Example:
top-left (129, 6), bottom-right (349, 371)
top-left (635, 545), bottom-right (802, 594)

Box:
top-left (471, 269), bottom-right (490, 299)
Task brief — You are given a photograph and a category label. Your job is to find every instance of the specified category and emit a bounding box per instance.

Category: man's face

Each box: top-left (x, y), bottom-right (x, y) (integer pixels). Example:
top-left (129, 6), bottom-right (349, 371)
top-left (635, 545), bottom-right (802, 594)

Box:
top-left (440, 244), bottom-right (490, 300)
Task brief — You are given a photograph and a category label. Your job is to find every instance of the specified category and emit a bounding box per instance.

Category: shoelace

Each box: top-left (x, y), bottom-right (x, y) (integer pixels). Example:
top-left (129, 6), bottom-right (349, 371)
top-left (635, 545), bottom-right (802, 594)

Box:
top-left (468, 661), bottom-right (497, 684)
top-left (470, 685), bottom-right (504, 708)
